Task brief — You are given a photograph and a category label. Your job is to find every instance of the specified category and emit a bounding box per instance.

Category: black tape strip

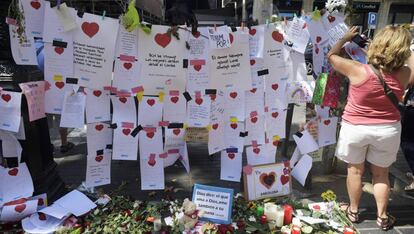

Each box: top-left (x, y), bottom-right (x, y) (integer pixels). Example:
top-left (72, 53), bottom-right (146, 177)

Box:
top-left (106, 144), bottom-right (112, 150)
top-left (77, 9), bottom-right (85, 18)
top-left (52, 40), bottom-right (67, 48)
top-left (96, 149), bottom-right (104, 155)
top-left (130, 125), bottom-right (143, 138)
top-left (183, 59), bottom-right (188, 68)
top-left (257, 69), bottom-right (269, 76)
top-left (145, 24), bottom-right (152, 29)
top-left (183, 92), bottom-right (192, 102)
top-left (295, 132), bottom-right (303, 138)
top-left (226, 148), bottom-right (238, 153)
top-left (239, 131), bottom-right (248, 137)
top-left (205, 89), bottom-right (217, 95)
top-left (168, 123), bottom-right (184, 129)
top-left (66, 78), bottom-right (78, 84)
top-left (109, 123), bottom-right (117, 129)
top-left (231, 27), bottom-right (237, 32)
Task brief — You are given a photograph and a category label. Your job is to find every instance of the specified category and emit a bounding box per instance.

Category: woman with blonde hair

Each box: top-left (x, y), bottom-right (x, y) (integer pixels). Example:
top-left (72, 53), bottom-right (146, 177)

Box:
top-left (328, 25), bottom-right (413, 230)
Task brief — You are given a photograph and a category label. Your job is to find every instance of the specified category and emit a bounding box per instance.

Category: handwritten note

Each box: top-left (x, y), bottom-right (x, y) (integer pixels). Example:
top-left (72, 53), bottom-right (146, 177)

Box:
top-left (19, 81), bottom-right (46, 122)
top-left (0, 91), bottom-right (22, 132)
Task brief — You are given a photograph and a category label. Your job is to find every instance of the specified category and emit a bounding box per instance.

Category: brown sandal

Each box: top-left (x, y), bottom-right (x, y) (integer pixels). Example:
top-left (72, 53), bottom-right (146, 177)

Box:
top-left (377, 214), bottom-right (396, 231)
top-left (340, 203), bottom-right (360, 223)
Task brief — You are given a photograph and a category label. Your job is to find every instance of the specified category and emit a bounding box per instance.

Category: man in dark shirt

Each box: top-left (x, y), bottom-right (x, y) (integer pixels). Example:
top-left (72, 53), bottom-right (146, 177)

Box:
top-left (401, 86), bottom-right (414, 191)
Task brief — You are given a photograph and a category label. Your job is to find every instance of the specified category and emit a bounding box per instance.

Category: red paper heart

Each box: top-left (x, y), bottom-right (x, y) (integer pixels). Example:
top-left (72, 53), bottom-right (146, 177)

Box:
top-left (281, 174), bottom-right (290, 185)
top-left (243, 165), bottom-right (253, 175)
top-left (8, 168), bottom-right (18, 176)
top-left (271, 83), bottom-right (279, 91)
top-left (147, 99), bottom-right (155, 106)
top-left (15, 204), bottom-right (26, 213)
top-left (173, 129), bottom-right (180, 136)
top-left (146, 132), bottom-right (155, 139)
top-left (95, 155), bottom-right (103, 162)
top-left (123, 62), bottom-right (132, 70)
top-left (37, 198), bottom-right (44, 206)
top-left (122, 128), bottom-right (131, 136)
top-left (250, 88), bottom-right (257, 93)
top-left (212, 123), bottom-right (219, 130)
top-left (193, 64), bottom-right (202, 71)
top-left (229, 92), bottom-right (237, 99)
top-left (209, 94), bottom-right (216, 101)
top-left (170, 96), bottom-right (179, 103)
top-left (54, 47), bottom-right (64, 55)
top-left (259, 172), bottom-right (276, 189)
top-left (324, 119), bottom-right (331, 125)
top-left (228, 153), bottom-right (235, 159)
top-left (193, 31), bottom-right (201, 38)
top-left (154, 33), bottom-right (171, 48)
top-left (272, 112), bottom-right (279, 118)
top-left (251, 116), bottom-right (258, 123)
top-left (272, 31), bottom-right (284, 43)
top-left (195, 98), bottom-right (203, 105)
top-left (30, 1), bottom-right (41, 9)
top-left (95, 124), bottom-right (104, 131)
top-left (1, 94), bottom-right (11, 102)
top-left (81, 22), bottom-right (99, 38)
top-left (93, 90), bottom-right (102, 97)
top-left (55, 81), bottom-right (64, 89)
top-left (230, 123), bottom-right (238, 129)
top-left (38, 212), bottom-right (47, 221)
top-left (316, 36), bottom-right (322, 43)
top-left (253, 147), bottom-right (260, 154)
top-left (250, 59), bottom-right (256, 66)
top-left (328, 15), bottom-right (336, 23)
top-left (148, 158), bottom-right (156, 167)
top-left (119, 97), bottom-right (127, 103)
top-left (229, 33), bottom-right (234, 44)
top-left (249, 28), bottom-right (256, 36)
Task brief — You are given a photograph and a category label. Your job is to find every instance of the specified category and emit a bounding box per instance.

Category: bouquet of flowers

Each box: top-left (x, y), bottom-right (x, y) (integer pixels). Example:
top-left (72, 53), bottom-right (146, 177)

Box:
top-left (325, 0), bottom-right (348, 14)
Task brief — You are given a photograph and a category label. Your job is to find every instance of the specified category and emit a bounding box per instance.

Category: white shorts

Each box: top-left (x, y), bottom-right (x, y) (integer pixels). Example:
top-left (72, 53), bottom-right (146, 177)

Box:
top-left (335, 121), bottom-right (401, 168)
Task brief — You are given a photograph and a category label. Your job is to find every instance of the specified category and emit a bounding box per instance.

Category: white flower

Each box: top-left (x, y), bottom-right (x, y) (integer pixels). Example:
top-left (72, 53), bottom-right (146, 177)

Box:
top-left (248, 216), bottom-right (256, 222)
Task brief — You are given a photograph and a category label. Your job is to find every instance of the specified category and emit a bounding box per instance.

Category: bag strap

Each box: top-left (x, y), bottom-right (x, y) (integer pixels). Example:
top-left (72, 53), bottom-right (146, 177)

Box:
top-left (369, 64), bottom-right (401, 110)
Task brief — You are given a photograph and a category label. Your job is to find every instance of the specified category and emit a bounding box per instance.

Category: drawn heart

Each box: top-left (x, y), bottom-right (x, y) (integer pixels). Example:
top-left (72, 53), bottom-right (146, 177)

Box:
top-left (250, 59), bottom-right (256, 66)
top-left (193, 64), bottom-right (202, 71)
top-left (173, 129), bottom-right (180, 136)
top-left (324, 119), bottom-right (331, 125)
top-left (95, 155), bottom-right (103, 162)
top-left (8, 168), bottom-right (18, 176)
top-left (272, 112), bottom-right (279, 118)
top-left (249, 28), bottom-right (256, 36)
top-left (154, 33), bottom-right (171, 48)
top-left (271, 83), bottom-right (279, 91)
top-left (93, 90), bottom-right (102, 97)
top-left (147, 99), bottom-right (155, 106)
top-left (193, 31), bottom-right (201, 38)
top-left (1, 94), bottom-right (11, 102)
top-left (250, 88), bottom-right (257, 93)
top-left (38, 212), bottom-right (47, 221)
top-left (170, 96), bottom-right (179, 103)
top-left (119, 97), bottom-right (127, 103)
top-left (253, 147), bottom-right (260, 154)
top-left (302, 23), bottom-right (307, 29)
top-left (283, 167), bottom-right (290, 175)
top-left (55, 81), bottom-right (64, 89)
top-left (123, 62), bottom-right (132, 70)
top-left (54, 47), bottom-right (64, 55)
top-left (272, 31), bottom-right (284, 43)
top-left (281, 174), bottom-right (290, 185)
top-left (30, 1), bottom-right (41, 9)
top-left (315, 47), bottom-right (319, 54)
top-left (37, 198), bottom-right (44, 206)
top-left (259, 172), bottom-right (276, 189)
top-left (251, 116), bottom-right (258, 123)
top-left (146, 132), bottom-right (155, 139)
top-left (312, 204), bottom-right (321, 210)
top-left (95, 124), bottom-right (104, 131)
top-left (316, 36), bottom-right (322, 43)
top-left (229, 33), bottom-right (234, 44)
top-left (228, 153), bottom-right (235, 159)
top-left (328, 15), bottom-right (336, 23)
top-left (148, 158), bottom-right (156, 167)
top-left (212, 123), bottom-right (219, 130)
top-left (209, 94), bottom-right (216, 101)
top-left (230, 123), bottom-right (238, 129)
top-left (15, 204), bottom-right (26, 213)
top-left (195, 98), bottom-right (203, 105)
top-left (81, 22), bottom-right (99, 38)
top-left (229, 92), bottom-right (237, 99)
top-left (122, 128), bottom-right (131, 136)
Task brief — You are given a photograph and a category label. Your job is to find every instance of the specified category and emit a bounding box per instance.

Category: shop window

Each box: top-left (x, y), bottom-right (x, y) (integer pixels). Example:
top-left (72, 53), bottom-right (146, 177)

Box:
top-left (393, 12), bottom-right (413, 25)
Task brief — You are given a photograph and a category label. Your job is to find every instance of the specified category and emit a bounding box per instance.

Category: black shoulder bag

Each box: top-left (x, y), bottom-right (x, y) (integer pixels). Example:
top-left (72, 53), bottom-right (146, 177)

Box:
top-left (369, 64), bottom-right (406, 120)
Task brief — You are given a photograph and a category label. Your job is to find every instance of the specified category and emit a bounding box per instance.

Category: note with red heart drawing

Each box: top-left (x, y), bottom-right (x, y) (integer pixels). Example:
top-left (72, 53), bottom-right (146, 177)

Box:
top-left (0, 90), bottom-right (22, 133)
top-left (21, 211), bottom-right (65, 233)
top-left (112, 123), bottom-right (138, 161)
top-left (139, 128), bottom-right (164, 161)
top-left (164, 128), bottom-right (186, 167)
top-left (110, 96), bottom-right (136, 125)
top-left (248, 25), bottom-right (265, 58)
top-left (317, 117), bottom-right (338, 147)
top-left (223, 120), bottom-right (244, 153)
top-left (85, 148), bottom-right (111, 188)
top-left (246, 145), bottom-right (275, 166)
top-left (59, 91), bottom-right (86, 128)
top-left (85, 89), bottom-right (110, 124)
top-left (163, 92), bottom-right (186, 123)
top-left (0, 163), bottom-right (34, 204)
top-left (263, 26), bottom-right (290, 76)
top-left (20, 0), bottom-right (45, 37)
top-left (140, 155), bottom-right (165, 190)
top-left (244, 115), bottom-right (265, 146)
top-left (86, 122), bottom-right (112, 158)
top-left (138, 96), bottom-right (163, 128)
top-left (223, 89), bottom-right (246, 121)
top-left (220, 150), bottom-right (242, 182)
top-left (208, 122), bottom-right (225, 155)
top-left (0, 199), bottom-right (38, 222)
top-left (187, 94), bottom-right (211, 128)
top-left (138, 25), bottom-right (188, 95)
top-left (265, 105), bottom-right (287, 139)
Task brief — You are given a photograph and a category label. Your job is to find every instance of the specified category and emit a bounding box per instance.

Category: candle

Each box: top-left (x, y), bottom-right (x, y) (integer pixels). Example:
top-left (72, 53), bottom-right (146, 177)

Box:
top-left (268, 220), bottom-right (277, 230)
top-left (284, 204), bottom-right (293, 225)
top-left (264, 203), bottom-right (278, 221)
top-left (343, 226), bottom-right (354, 234)
top-left (291, 225), bottom-right (301, 234)
top-left (275, 206), bottom-right (285, 227)
top-left (256, 206), bottom-right (264, 216)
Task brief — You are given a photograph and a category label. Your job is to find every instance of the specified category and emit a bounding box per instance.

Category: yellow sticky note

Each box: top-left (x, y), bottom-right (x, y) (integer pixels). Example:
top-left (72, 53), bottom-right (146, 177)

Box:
top-left (136, 91), bottom-right (144, 102)
top-left (273, 135), bottom-right (281, 141)
top-left (53, 75), bottom-right (63, 82)
top-left (206, 125), bottom-right (212, 131)
top-left (183, 124), bottom-right (188, 129)
top-left (311, 10), bottom-right (321, 21)
top-left (230, 117), bottom-right (238, 123)
top-left (158, 92), bottom-right (165, 103)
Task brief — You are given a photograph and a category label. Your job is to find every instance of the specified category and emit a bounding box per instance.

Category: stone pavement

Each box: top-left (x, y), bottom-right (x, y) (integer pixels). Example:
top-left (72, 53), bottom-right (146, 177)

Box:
top-left (51, 126), bottom-right (414, 233)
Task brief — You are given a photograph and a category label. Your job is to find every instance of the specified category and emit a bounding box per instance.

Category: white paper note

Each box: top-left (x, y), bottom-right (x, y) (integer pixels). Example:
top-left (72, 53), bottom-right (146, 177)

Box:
top-left (60, 91), bottom-right (86, 128)
top-left (220, 150), bottom-right (242, 182)
top-left (0, 163), bottom-right (34, 203)
top-left (110, 95), bottom-right (137, 124)
top-left (54, 190), bottom-right (96, 217)
top-left (293, 130), bottom-right (319, 155)
top-left (138, 96), bottom-right (163, 127)
top-left (21, 0), bottom-right (45, 37)
top-left (140, 156), bottom-right (165, 190)
top-left (85, 89), bottom-right (110, 123)
top-left (85, 148), bottom-right (111, 188)
top-left (291, 154), bottom-right (313, 186)
top-left (318, 117), bottom-right (338, 147)
top-left (9, 25), bottom-right (38, 65)
top-left (0, 90), bottom-right (22, 133)
top-left (187, 94), bottom-right (211, 127)
top-left (0, 200), bottom-right (38, 222)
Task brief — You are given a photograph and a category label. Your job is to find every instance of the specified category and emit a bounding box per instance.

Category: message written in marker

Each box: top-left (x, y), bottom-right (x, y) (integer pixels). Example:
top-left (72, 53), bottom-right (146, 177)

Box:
top-left (145, 53), bottom-right (179, 68)
top-left (211, 53), bottom-right (242, 71)
top-left (192, 184), bottom-right (234, 224)
top-left (73, 42), bottom-right (105, 71)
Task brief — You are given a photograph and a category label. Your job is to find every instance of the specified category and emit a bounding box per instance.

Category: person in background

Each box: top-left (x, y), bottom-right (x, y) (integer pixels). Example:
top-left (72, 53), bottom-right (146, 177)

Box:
top-left (328, 26), bottom-right (413, 230)
top-left (35, 39), bottom-right (75, 154)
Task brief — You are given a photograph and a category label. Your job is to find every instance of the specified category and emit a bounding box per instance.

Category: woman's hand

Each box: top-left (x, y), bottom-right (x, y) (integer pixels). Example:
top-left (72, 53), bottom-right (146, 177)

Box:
top-left (342, 26), bottom-right (359, 42)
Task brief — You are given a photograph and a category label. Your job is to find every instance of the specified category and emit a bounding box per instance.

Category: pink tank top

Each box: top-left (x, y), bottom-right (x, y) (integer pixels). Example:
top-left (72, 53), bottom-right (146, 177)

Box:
top-left (342, 64), bottom-right (404, 125)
